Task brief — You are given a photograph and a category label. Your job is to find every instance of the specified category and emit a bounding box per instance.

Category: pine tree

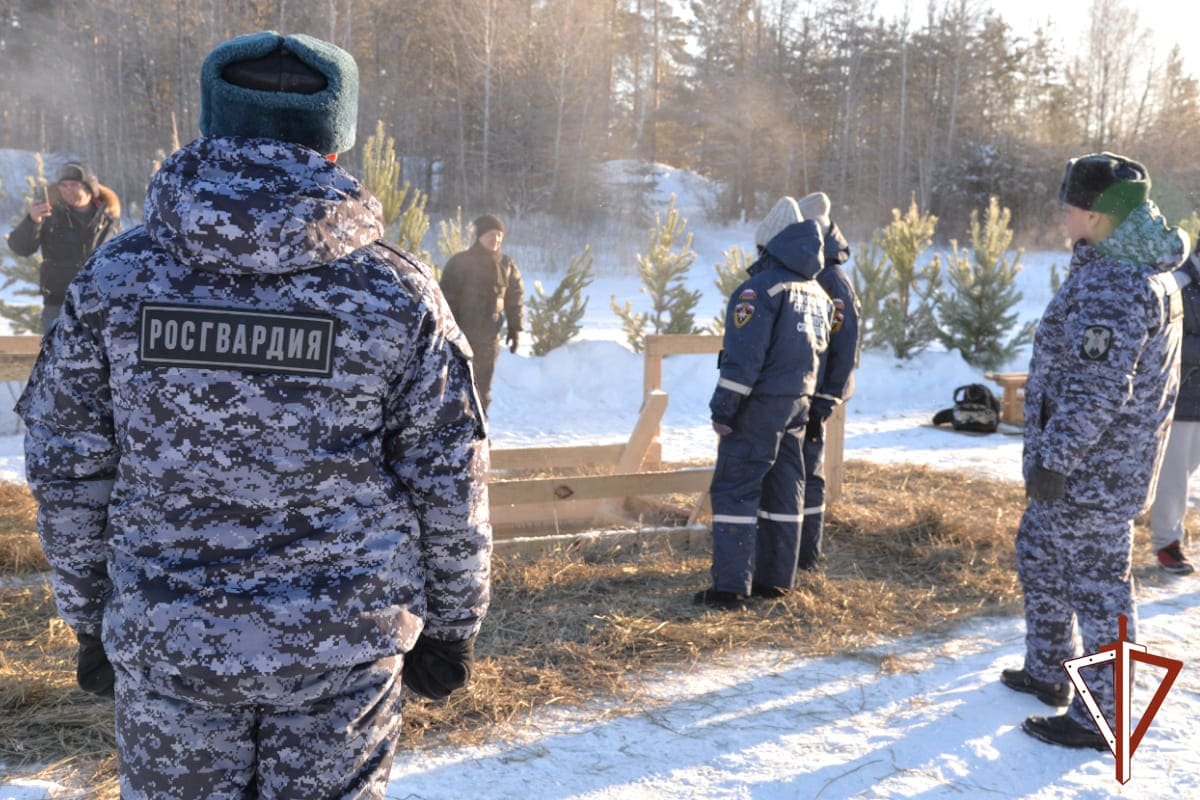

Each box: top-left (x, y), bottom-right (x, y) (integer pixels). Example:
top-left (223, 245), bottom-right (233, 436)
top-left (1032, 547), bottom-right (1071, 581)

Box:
top-left (362, 120), bottom-right (405, 226)
top-left (610, 195), bottom-right (702, 352)
top-left (1180, 212), bottom-right (1200, 249)
top-left (528, 245), bottom-right (595, 356)
top-left (874, 199), bottom-right (942, 359)
top-left (849, 231), bottom-right (894, 349)
top-left (437, 206), bottom-right (471, 264)
top-left (938, 197), bottom-right (1035, 370)
top-left (707, 245), bottom-right (752, 334)
top-left (0, 158), bottom-right (48, 334)
top-left (395, 185), bottom-right (432, 268)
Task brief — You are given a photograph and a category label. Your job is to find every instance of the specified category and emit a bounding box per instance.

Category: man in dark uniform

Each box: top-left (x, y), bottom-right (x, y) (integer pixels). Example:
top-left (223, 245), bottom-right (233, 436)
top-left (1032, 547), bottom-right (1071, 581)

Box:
top-left (1002, 153), bottom-right (1189, 750)
top-left (7, 161), bottom-right (120, 333)
top-left (439, 214), bottom-right (525, 411)
top-left (795, 191), bottom-right (861, 573)
top-left (696, 197), bottom-right (832, 610)
top-left (18, 32), bottom-right (491, 800)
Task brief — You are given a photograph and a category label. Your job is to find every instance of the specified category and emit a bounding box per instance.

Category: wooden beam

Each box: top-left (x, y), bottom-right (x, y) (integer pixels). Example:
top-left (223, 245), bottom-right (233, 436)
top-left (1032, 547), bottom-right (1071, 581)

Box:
top-left (0, 336), bottom-right (42, 355)
top-left (825, 403), bottom-right (846, 504)
top-left (644, 334), bottom-right (722, 357)
top-left (490, 443), bottom-right (624, 472)
top-left (489, 467), bottom-right (714, 507)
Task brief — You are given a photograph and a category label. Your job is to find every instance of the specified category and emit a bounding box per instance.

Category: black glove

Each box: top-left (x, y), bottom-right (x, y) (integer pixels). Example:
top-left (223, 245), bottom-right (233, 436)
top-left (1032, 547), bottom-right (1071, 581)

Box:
top-left (809, 396), bottom-right (836, 422)
top-left (506, 328), bottom-right (520, 354)
top-left (805, 415), bottom-right (824, 443)
top-left (709, 385), bottom-right (743, 427)
top-left (402, 634), bottom-right (475, 700)
top-left (1026, 465), bottom-right (1067, 502)
top-left (76, 632), bottom-right (115, 697)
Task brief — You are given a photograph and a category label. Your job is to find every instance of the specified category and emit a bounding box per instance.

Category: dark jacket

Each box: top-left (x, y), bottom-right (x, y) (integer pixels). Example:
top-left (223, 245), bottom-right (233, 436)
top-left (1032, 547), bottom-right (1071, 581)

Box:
top-left (440, 241), bottom-right (524, 349)
top-left (1174, 247), bottom-right (1200, 421)
top-left (17, 136), bottom-right (491, 692)
top-left (7, 186), bottom-right (120, 306)
top-left (814, 221), bottom-right (860, 409)
top-left (709, 220), bottom-right (833, 424)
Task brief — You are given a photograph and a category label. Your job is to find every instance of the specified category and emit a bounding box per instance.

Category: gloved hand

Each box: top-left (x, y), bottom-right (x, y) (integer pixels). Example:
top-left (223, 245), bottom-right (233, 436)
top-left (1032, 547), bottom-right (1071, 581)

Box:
top-left (76, 631), bottom-right (115, 697)
top-left (809, 396), bottom-right (835, 422)
top-left (402, 634), bottom-right (475, 700)
top-left (709, 385), bottom-right (743, 429)
top-left (1026, 464), bottom-right (1067, 502)
top-left (506, 329), bottom-right (520, 354)
top-left (804, 415), bottom-right (824, 443)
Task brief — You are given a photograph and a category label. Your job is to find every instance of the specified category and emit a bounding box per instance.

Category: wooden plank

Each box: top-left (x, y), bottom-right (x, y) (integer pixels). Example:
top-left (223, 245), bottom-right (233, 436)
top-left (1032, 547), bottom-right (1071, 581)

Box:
top-left (490, 499), bottom-right (607, 528)
top-left (614, 391), bottom-right (668, 474)
top-left (0, 336), bottom-right (42, 355)
top-left (825, 403), bottom-right (846, 504)
top-left (0, 355), bottom-right (37, 382)
top-left (490, 444), bottom-right (624, 472)
top-left (644, 334), bottom-right (723, 357)
top-left (493, 525), bottom-right (708, 556)
top-left (489, 467), bottom-right (714, 507)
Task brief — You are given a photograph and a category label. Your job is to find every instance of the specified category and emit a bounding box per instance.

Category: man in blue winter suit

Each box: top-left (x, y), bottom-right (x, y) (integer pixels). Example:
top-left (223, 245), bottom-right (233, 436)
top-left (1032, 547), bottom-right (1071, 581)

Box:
top-left (1002, 153), bottom-right (1189, 750)
top-left (795, 192), bottom-right (861, 572)
top-left (696, 197), bottom-right (833, 610)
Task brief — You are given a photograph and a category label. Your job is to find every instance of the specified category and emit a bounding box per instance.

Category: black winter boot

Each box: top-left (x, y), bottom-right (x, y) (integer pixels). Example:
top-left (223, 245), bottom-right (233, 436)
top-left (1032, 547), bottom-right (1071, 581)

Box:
top-left (693, 588), bottom-right (750, 610)
top-left (1022, 714), bottom-right (1109, 751)
top-left (1000, 666), bottom-right (1073, 707)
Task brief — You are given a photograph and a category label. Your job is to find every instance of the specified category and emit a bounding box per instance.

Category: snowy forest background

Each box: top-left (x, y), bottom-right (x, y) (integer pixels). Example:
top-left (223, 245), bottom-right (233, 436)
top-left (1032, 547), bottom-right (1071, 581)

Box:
top-left (1, 0), bottom-right (1199, 246)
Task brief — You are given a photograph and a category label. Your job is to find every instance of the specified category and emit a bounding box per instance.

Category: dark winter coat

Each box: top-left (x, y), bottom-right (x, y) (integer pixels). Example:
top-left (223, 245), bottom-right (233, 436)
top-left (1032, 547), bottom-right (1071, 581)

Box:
top-left (709, 220), bottom-right (833, 424)
top-left (1174, 247), bottom-right (1200, 421)
top-left (7, 186), bottom-right (120, 306)
top-left (440, 241), bottom-right (524, 351)
top-left (814, 221), bottom-right (860, 410)
top-left (17, 136), bottom-right (491, 693)
top-left (1022, 202), bottom-right (1188, 517)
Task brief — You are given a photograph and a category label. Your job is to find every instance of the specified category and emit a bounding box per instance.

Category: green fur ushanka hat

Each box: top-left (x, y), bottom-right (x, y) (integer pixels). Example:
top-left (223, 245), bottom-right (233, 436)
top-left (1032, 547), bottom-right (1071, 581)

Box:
top-left (1058, 152), bottom-right (1151, 222)
top-left (200, 31), bottom-right (359, 154)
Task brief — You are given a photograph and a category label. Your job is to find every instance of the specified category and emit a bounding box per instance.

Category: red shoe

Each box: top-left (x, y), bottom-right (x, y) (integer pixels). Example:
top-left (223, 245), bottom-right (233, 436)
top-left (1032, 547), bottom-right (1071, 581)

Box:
top-left (1157, 540), bottom-right (1195, 575)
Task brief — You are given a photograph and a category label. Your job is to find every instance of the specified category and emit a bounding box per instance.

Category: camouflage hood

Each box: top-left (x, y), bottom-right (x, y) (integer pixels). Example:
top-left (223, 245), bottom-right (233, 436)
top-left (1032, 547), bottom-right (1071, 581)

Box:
top-left (1093, 201), bottom-right (1189, 272)
top-left (144, 136), bottom-right (384, 276)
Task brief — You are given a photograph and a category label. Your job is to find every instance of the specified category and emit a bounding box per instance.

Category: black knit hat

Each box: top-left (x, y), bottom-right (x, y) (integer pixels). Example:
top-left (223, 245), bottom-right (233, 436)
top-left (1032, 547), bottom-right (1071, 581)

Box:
top-left (56, 162), bottom-right (99, 196)
top-left (1059, 152), bottom-right (1151, 220)
top-left (200, 32), bottom-right (359, 154)
top-left (474, 214), bottom-right (505, 239)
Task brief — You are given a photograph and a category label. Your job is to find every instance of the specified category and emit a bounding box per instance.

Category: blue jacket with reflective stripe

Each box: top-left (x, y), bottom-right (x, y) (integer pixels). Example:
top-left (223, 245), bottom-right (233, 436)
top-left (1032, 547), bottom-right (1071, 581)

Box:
top-left (714, 221), bottom-right (832, 403)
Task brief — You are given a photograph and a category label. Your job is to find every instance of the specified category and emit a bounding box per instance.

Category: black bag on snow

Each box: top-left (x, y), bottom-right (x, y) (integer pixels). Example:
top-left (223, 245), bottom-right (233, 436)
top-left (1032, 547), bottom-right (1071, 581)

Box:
top-left (931, 383), bottom-right (1001, 433)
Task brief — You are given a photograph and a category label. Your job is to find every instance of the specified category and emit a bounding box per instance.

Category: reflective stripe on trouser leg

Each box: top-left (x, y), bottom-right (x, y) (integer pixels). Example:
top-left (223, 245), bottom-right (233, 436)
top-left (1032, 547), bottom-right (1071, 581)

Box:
top-left (752, 403), bottom-right (808, 591)
top-left (799, 431), bottom-right (826, 569)
top-left (1017, 499), bottom-right (1135, 731)
top-left (708, 394), bottom-right (805, 594)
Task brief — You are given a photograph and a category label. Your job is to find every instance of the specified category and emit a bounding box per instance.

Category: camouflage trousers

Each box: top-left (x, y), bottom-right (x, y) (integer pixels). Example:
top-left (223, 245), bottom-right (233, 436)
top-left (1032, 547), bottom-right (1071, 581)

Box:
top-left (709, 394), bottom-right (810, 594)
top-left (113, 656), bottom-right (404, 800)
top-left (1017, 499), bottom-right (1136, 730)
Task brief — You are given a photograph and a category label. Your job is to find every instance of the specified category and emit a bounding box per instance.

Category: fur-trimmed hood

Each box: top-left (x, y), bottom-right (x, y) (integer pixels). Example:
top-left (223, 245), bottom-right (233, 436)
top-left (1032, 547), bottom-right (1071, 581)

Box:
top-left (94, 184), bottom-right (120, 221)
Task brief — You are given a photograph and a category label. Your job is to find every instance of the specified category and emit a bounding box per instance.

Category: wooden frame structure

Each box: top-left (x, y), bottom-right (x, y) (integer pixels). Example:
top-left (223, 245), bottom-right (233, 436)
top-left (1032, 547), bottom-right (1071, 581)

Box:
top-left (984, 371), bottom-right (1028, 427)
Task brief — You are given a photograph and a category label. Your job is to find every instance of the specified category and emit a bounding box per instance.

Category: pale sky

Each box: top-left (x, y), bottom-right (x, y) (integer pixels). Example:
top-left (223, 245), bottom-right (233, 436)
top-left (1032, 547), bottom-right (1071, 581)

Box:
top-left (873, 0), bottom-right (1200, 76)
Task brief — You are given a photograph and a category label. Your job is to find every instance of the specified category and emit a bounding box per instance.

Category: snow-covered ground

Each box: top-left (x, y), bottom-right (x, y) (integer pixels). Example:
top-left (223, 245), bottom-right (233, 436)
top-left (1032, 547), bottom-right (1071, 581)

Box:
top-left (3, 163), bottom-right (1197, 798)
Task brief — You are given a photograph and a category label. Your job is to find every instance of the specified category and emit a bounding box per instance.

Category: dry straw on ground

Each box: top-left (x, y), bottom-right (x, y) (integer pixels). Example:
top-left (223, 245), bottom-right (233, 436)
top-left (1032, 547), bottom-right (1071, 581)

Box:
top-left (0, 462), bottom-right (1170, 796)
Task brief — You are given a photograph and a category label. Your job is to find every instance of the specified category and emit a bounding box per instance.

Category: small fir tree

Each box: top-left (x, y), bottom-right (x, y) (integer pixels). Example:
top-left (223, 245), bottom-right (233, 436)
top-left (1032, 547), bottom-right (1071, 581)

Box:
top-left (610, 195), bottom-right (702, 352)
top-left (0, 159), bottom-right (49, 334)
top-left (707, 245), bottom-right (752, 334)
top-left (938, 197), bottom-right (1035, 370)
top-left (395, 185), bottom-right (432, 267)
top-left (363, 120), bottom-right (405, 226)
top-left (1180, 211), bottom-right (1200, 249)
top-left (437, 206), bottom-right (471, 264)
top-left (528, 245), bottom-right (595, 356)
top-left (850, 231), bottom-right (894, 350)
top-left (874, 199), bottom-right (942, 359)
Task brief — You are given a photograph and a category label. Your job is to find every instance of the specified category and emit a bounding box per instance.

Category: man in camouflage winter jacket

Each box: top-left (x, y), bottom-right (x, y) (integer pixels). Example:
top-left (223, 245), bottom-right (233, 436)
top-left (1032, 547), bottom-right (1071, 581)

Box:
top-left (18, 31), bottom-right (491, 800)
top-left (1003, 153), bottom-right (1189, 752)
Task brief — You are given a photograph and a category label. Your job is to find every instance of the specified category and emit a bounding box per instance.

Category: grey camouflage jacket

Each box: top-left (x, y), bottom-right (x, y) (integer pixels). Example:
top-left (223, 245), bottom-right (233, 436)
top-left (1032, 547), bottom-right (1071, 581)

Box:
top-left (17, 136), bottom-right (492, 686)
top-left (1023, 202), bottom-right (1188, 517)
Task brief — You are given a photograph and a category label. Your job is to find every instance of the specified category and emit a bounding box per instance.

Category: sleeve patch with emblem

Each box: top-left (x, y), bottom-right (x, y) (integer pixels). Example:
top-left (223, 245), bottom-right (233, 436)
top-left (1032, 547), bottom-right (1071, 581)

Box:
top-left (831, 298), bottom-right (846, 333)
top-left (733, 302), bottom-right (756, 328)
top-left (1080, 325), bottom-right (1113, 360)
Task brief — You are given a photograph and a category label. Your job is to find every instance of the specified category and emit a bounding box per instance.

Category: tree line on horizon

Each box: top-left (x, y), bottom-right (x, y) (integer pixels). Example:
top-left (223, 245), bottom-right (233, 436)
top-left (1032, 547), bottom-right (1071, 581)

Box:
top-left (1, 0), bottom-right (1198, 245)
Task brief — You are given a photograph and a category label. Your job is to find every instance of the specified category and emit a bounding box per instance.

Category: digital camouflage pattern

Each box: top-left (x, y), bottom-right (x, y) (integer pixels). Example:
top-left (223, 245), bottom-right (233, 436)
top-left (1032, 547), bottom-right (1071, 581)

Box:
top-left (1022, 201), bottom-right (1188, 516)
top-left (1019, 200), bottom-right (1187, 731)
top-left (115, 656), bottom-right (404, 799)
top-left (18, 135), bottom-right (492, 692)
